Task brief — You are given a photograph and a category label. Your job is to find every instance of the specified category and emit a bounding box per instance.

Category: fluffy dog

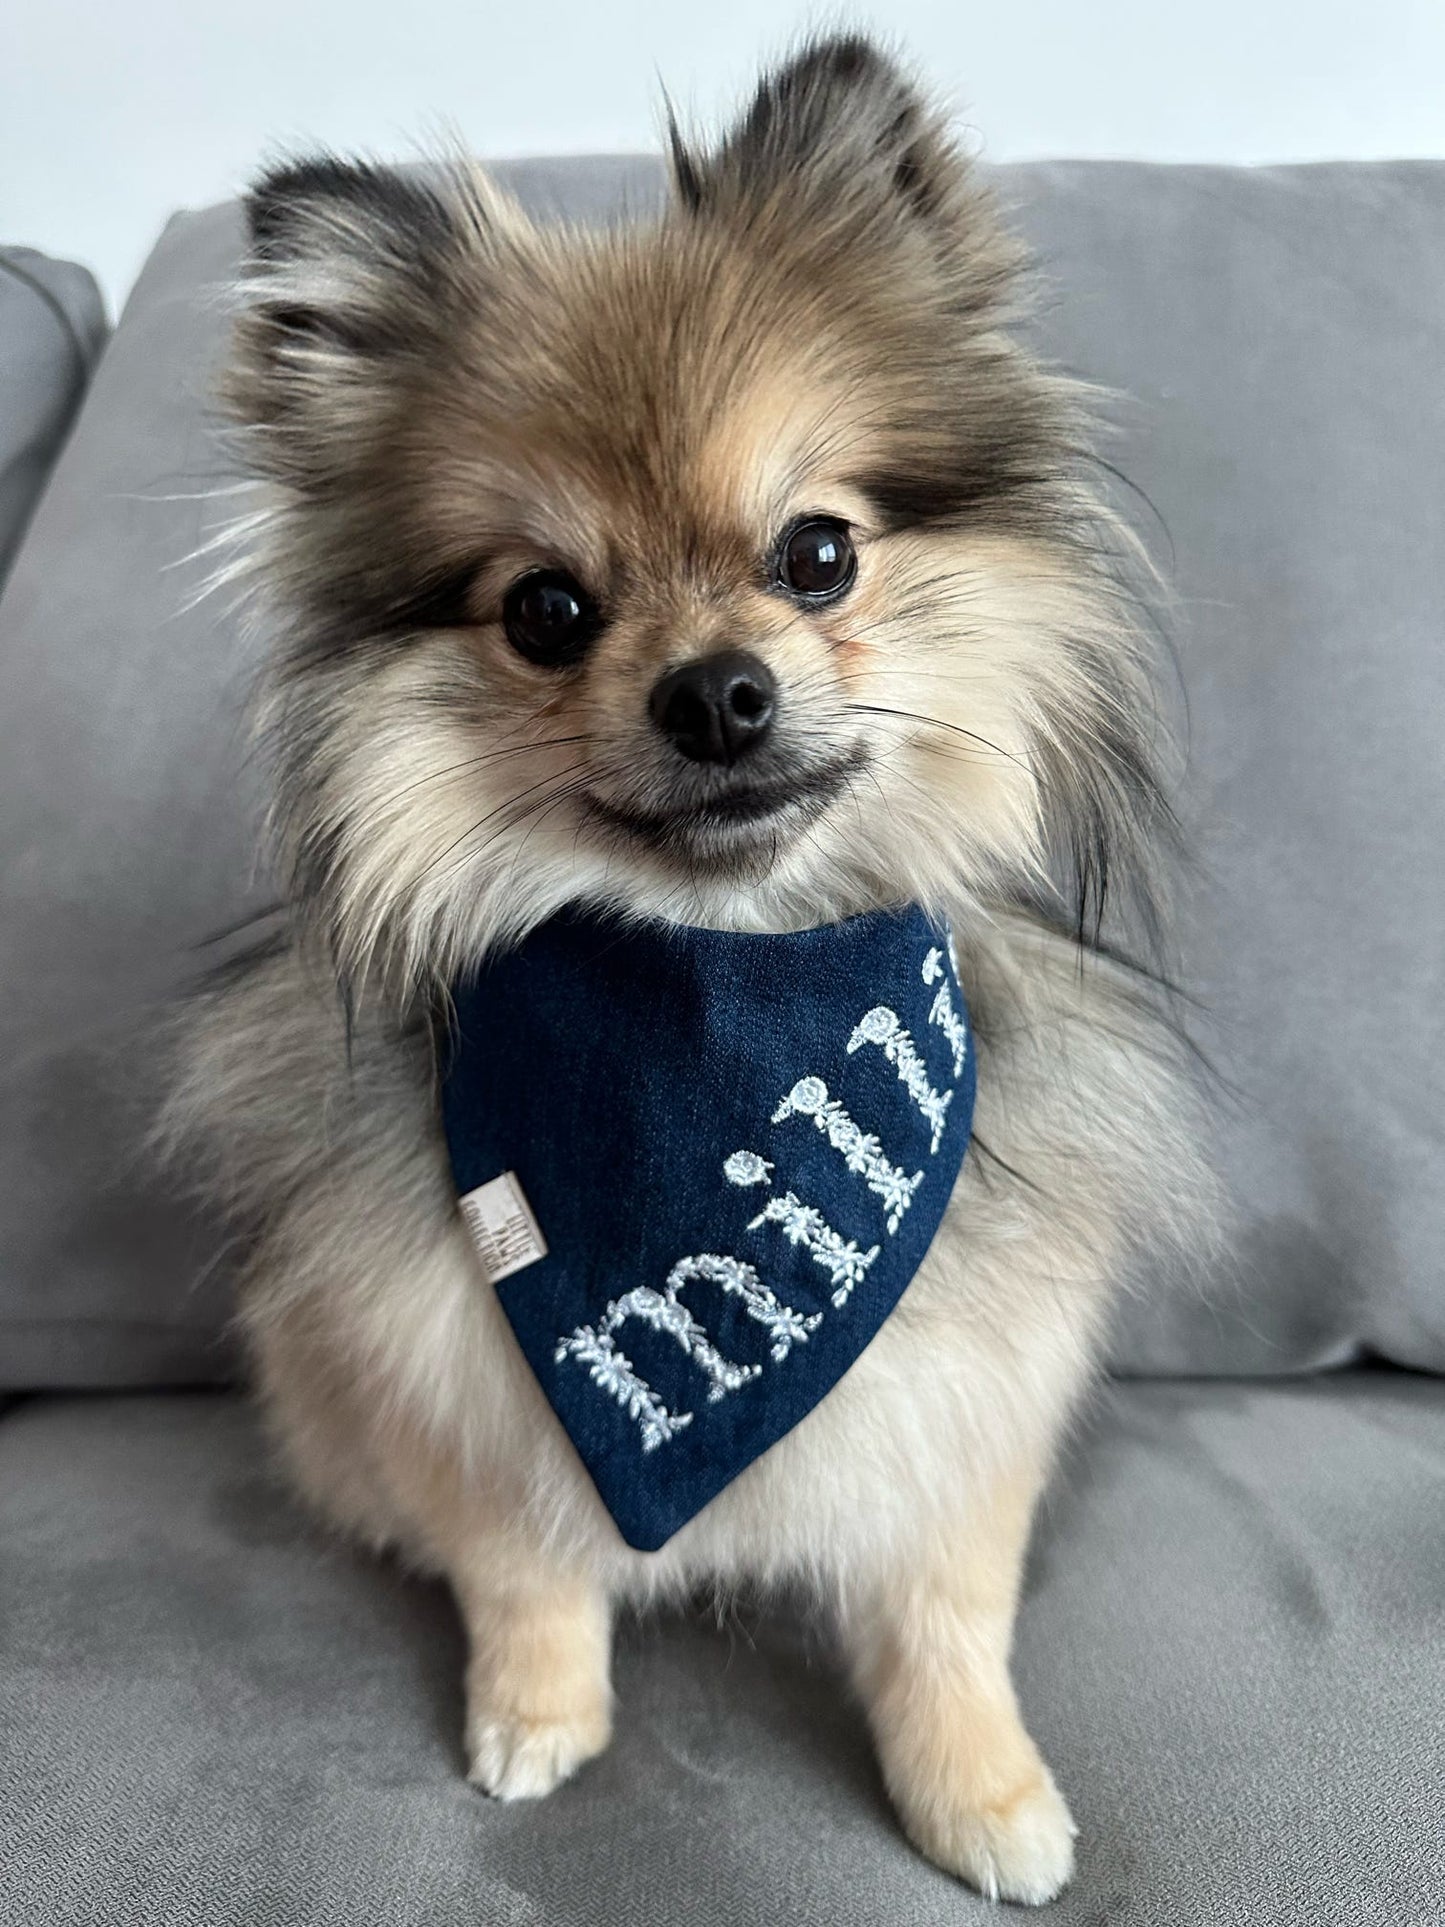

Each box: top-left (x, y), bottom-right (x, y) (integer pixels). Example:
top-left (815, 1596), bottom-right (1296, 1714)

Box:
top-left (166, 35), bottom-right (1215, 1905)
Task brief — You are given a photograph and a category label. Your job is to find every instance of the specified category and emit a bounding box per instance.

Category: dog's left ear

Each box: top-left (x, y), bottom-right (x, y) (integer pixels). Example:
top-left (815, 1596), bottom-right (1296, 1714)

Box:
top-left (669, 36), bottom-right (973, 253)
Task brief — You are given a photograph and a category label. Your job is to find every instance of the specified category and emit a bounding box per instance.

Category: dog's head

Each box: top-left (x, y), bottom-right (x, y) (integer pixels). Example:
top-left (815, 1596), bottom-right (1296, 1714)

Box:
top-left (226, 35), bottom-right (1169, 990)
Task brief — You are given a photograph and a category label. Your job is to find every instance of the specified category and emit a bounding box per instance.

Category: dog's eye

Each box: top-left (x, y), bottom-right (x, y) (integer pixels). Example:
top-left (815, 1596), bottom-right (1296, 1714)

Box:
top-left (775, 518), bottom-right (857, 602)
top-left (502, 569), bottom-right (601, 667)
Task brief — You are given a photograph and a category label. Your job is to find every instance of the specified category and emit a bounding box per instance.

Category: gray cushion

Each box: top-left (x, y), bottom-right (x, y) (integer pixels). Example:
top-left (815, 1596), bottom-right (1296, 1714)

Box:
top-left (0, 247), bottom-right (107, 586)
top-left (1000, 163), bottom-right (1445, 1376)
top-left (3, 1373), bottom-right (1440, 1923)
top-left (0, 203), bottom-right (256, 1389)
top-left (1, 158), bottom-right (1442, 1388)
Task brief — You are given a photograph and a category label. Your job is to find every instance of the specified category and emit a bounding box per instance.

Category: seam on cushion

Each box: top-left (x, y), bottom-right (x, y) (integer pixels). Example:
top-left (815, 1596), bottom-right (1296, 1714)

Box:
top-left (0, 252), bottom-right (99, 385)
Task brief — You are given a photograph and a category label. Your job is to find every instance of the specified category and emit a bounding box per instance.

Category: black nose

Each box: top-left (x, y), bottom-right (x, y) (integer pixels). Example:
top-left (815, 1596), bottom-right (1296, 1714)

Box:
top-left (648, 650), bottom-right (777, 764)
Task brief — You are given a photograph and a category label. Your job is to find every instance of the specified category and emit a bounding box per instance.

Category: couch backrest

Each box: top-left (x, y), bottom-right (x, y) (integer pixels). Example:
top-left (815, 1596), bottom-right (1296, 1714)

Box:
top-left (0, 247), bottom-right (108, 588)
top-left (1, 156), bottom-right (1441, 1388)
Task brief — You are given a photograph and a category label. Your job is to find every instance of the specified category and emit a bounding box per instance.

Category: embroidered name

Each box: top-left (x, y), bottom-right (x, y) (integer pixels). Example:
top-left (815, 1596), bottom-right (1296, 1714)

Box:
top-left (727, 1149), bottom-right (881, 1307)
top-left (750, 1193), bottom-right (880, 1307)
top-left (723, 1150), bottom-right (773, 1187)
top-left (556, 1253), bottom-right (820, 1452)
top-left (846, 1006), bottom-right (953, 1153)
top-left (923, 947), bottom-right (969, 1080)
top-left (558, 932), bottom-right (970, 1451)
top-left (552, 1325), bottom-right (692, 1452)
top-left (772, 1075), bottom-right (924, 1233)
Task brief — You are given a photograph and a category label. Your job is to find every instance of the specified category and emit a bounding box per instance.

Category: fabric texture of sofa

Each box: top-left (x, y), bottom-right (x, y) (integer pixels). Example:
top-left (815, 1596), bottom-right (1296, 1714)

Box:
top-left (0, 245), bottom-right (107, 586)
top-left (1, 156), bottom-right (1441, 1925)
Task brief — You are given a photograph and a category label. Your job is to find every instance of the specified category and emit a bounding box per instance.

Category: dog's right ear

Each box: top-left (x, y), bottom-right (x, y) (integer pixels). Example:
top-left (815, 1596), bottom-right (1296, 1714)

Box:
top-left (228, 156), bottom-right (498, 483)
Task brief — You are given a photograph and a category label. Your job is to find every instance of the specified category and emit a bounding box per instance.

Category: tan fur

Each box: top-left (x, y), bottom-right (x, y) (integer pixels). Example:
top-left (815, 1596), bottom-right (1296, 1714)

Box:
top-left (164, 37), bottom-right (1221, 1906)
top-left (847, 1459), bottom-right (1075, 1903)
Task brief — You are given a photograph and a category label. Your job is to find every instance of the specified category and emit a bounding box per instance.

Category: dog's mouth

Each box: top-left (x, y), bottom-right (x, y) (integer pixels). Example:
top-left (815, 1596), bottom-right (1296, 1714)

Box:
top-left (581, 747), bottom-right (867, 861)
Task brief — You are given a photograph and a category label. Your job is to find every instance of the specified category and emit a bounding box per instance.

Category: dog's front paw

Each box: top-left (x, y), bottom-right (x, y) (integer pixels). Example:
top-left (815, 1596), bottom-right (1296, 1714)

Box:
top-left (467, 1702), bottom-right (612, 1801)
top-left (890, 1749), bottom-right (1078, 1911)
top-left (458, 1567), bottom-right (614, 1801)
top-left (894, 1758), bottom-right (1076, 1906)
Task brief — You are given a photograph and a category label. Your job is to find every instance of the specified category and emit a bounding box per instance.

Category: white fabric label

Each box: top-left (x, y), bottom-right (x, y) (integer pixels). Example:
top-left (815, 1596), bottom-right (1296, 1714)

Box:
top-left (458, 1172), bottom-right (548, 1283)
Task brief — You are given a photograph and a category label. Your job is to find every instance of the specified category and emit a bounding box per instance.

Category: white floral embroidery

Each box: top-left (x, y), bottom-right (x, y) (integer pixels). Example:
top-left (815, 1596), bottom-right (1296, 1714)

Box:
top-left (772, 1075), bottom-right (924, 1233)
top-left (748, 1192), bottom-right (880, 1308)
top-left (665, 1252), bottom-right (823, 1363)
top-left (556, 1252), bottom-right (819, 1448)
top-left (921, 948), bottom-right (968, 1080)
top-left (723, 1149), bottom-right (773, 1187)
top-left (554, 932), bottom-right (974, 1458)
top-left (552, 1327), bottom-right (692, 1453)
top-left (846, 1006), bottom-right (953, 1153)
top-left (601, 1282), bottom-right (761, 1401)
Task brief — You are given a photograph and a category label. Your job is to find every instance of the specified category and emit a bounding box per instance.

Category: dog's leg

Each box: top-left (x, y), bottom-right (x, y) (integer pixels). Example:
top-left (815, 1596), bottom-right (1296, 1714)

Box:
top-left (450, 1540), bottom-right (614, 1801)
top-left (845, 1464), bottom-right (1075, 1905)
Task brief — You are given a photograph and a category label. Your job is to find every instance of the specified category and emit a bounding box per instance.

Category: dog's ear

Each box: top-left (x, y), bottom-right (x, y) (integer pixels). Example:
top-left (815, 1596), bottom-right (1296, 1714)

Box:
top-left (227, 157), bottom-right (500, 482)
top-left (669, 36), bottom-right (972, 252)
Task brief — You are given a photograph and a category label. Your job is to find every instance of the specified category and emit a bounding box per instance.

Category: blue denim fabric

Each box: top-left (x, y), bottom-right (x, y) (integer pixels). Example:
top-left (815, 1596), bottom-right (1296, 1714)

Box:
top-left (442, 905), bottom-right (975, 1551)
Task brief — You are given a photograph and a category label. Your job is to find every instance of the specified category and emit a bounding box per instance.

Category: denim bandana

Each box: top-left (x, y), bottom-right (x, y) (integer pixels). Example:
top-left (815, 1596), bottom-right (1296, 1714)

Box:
top-left (441, 903), bottom-right (975, 1552)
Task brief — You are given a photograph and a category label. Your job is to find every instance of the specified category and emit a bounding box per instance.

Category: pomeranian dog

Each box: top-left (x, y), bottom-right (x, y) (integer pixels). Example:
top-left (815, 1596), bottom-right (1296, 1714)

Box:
top-left (166, 34), bottom-right (1215, 1907)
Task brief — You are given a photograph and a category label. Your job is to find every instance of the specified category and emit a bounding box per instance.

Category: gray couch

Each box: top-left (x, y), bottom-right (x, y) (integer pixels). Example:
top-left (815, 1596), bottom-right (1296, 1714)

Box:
top-left (2, 157), bottom-right (1442, 1926)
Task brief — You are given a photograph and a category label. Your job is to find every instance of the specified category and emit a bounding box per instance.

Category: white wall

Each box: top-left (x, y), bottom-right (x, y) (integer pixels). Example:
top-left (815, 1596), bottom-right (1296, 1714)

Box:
top-left (5, 0), bottom-right (1444, 307)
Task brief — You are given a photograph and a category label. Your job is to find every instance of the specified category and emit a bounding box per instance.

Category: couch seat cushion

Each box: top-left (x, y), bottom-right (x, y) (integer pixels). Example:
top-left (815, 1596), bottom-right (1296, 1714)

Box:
top-left (2, 1373), bottom-right (1439, 1924)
